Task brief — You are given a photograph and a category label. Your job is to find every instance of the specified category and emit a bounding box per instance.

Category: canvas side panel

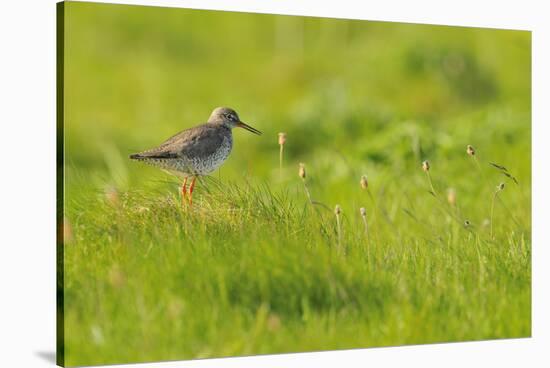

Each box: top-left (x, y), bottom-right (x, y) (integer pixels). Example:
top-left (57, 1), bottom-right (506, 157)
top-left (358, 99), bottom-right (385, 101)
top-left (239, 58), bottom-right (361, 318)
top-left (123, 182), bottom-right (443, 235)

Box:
top-left (56, 2), bottom-right (65, 367)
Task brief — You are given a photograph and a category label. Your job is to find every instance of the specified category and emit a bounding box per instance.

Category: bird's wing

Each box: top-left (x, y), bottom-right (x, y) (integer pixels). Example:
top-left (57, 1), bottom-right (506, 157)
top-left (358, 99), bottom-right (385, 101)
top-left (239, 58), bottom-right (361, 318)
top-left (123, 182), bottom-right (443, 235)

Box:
top-left (164, 124), bottom-right (227, 159)
top-left (130, 124), bottom-right (226, 160)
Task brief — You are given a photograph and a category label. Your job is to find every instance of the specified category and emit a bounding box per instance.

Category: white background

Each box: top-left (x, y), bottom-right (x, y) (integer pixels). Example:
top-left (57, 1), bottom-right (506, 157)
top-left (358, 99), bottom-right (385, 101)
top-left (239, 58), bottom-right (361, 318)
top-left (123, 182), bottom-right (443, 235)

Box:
top-left (0, 0), bottom-right (548, 367)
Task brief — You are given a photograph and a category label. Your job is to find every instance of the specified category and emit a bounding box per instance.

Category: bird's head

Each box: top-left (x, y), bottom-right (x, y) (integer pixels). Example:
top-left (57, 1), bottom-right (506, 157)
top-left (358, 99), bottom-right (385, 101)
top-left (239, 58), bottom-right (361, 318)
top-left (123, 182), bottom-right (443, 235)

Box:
top-left (208, 107), bottom-right (262, 135)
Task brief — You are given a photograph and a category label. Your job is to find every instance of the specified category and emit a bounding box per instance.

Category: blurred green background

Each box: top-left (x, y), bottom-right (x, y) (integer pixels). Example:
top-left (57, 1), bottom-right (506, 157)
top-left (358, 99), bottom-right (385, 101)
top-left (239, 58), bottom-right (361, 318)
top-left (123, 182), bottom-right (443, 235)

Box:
top-left (64, 1), bottom-right (530, 191)
top-left (62, 2), bottom-right (531, 366)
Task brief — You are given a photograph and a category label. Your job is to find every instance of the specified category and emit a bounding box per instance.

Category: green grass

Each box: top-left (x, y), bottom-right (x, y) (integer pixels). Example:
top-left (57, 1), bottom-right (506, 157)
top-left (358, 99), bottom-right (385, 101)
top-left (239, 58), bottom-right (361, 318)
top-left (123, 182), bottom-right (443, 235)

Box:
top-left (60, 2), bottom-right (531, 366)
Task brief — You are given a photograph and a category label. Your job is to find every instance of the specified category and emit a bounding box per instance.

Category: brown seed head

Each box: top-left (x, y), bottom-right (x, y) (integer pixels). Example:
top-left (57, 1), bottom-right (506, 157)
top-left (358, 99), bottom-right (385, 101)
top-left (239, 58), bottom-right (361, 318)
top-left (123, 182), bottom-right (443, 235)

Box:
top-left (360, 207), bottom-right (366, 217)
top-left (267, 314), bottom-right (281, 332)
top-left (422, 160), bottom-right (430, 172)
top-left (168, 298), bottom-right (184, 320)
top-left (136, 206), bottom-right (150, 214)
top-left (108, 265), bottom-right (126, 289)
top-left (360, 175), bottom-right (368, 190)
top-left (63, 217), bottom-right (73, 244)
top-left (497, 182), bottom-right (505, 191)
top-left (278, 132), bottom-right (286, 146)
top-left (298, 163), bottom-right (306, 179)
top-left (467, 145), bottom-right (475, 156)
top-left (334, 204), bottom-right (342, 215)
top-left (447, 188), bottom-right (456, 206)
top-left (104, 185), bottom-right (119, 206)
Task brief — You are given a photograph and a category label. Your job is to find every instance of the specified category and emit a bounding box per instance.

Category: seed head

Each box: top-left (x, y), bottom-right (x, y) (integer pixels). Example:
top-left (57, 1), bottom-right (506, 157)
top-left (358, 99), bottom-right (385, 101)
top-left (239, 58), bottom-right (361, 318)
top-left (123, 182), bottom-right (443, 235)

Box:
top-left (497, 182), bottom-right (505, 191)
top-left (298, 163), bottom-right (306, 179)
top-left (136, 206), bottom-right (150, 214)
top-left (108, 264), bottom-right (126, 288)
top-left (278, 132), bottom-right (286, 146)
top-left (467, 145), bottom-right (475, 156)
top-left (422, 160), bottom-right (430, 172)
top-left (464, 220), bottom-right (471, 227)
top-left (360, 175), bottom-right (368, 190)
top-left (104, 185), bottom-right (119, 206)
top-left (63, 217), bottom-right (73, 244)
top-left (360, 207), bottom-right (366, 217)
top-left (267, 313), bottom-right (281, 332)
top-left (334, 204), bottom-right (342, 215)
top-left (447, 188), bottom-right (456, 206)
top-left (168, 298), bottom-right (184, 320)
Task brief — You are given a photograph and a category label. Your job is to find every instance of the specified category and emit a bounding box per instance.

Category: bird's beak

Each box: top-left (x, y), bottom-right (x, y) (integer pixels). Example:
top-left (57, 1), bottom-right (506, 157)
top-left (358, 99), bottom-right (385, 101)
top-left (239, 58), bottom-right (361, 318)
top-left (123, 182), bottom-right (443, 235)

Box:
top-left (237, 121), bottom-right (262, 135)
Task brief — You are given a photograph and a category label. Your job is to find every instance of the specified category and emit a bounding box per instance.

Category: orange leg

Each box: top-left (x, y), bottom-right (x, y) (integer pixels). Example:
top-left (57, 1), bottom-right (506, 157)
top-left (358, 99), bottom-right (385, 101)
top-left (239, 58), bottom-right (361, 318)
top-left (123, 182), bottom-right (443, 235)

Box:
top-left (188, 177), bottom-right (197, 206)
top-left (181, 177), bottom-right (188, 204)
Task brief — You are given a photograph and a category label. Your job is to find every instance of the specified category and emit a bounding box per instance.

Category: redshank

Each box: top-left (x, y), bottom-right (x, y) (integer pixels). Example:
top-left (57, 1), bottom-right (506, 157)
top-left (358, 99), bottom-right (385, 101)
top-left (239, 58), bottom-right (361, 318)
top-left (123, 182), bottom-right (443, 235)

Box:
top-left (130, 107), bottom-right (262, 204)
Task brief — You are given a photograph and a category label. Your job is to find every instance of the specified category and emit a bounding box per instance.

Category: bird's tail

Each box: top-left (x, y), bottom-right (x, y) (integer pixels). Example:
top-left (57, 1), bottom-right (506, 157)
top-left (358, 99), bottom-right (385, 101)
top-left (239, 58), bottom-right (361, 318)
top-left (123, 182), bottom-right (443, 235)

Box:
top-left (129, 151), bottom-right (178, 160)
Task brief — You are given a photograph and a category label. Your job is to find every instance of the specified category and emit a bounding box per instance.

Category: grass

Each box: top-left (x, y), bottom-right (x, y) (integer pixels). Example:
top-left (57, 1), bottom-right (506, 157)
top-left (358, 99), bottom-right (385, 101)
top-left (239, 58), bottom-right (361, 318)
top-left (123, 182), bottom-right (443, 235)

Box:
top-left (63, 170), bottom-right (531, 366)
top-left (60, 2), bottom-right (531, 366)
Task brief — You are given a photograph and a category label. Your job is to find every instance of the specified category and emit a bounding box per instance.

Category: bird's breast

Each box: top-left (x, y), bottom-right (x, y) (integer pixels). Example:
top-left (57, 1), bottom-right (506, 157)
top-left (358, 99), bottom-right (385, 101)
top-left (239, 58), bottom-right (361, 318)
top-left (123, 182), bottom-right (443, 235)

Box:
top-left (190, 134), bottom-right (233, 175)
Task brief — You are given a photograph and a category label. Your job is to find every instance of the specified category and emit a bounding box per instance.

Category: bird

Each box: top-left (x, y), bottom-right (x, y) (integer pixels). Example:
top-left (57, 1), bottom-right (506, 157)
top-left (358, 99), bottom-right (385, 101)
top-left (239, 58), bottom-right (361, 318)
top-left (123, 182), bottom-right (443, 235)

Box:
top-left (129, 107), bottom-right (262, 205)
